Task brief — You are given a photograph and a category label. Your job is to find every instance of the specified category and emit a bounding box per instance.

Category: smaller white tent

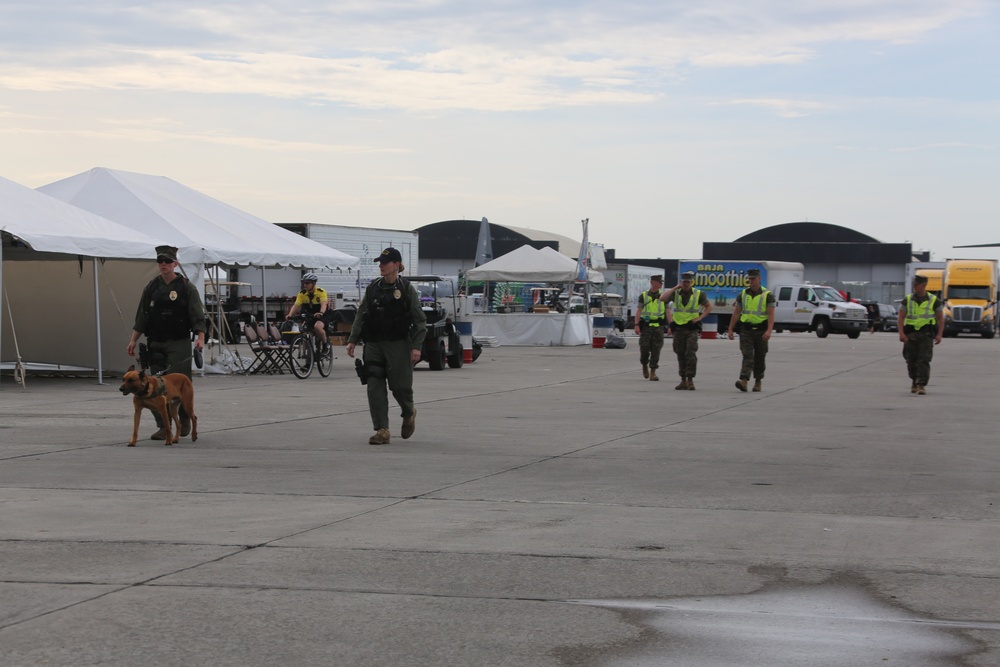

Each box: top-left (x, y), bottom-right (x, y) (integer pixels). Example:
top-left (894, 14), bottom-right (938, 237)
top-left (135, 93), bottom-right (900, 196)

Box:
top-left (465, 244), bottom-right (603, 283)
top-left (1, 176), bottom-right (172, 380)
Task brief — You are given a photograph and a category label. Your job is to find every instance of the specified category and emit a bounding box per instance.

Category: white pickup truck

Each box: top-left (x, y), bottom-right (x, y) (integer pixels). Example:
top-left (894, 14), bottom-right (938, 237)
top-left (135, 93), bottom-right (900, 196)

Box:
top-left (772, 284), bottom-right (868, 338)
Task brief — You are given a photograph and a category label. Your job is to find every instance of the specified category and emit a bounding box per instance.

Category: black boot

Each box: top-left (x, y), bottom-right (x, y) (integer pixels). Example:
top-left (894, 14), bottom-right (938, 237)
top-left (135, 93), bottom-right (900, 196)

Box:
top-left (149, 409), bottom-right (167, 440)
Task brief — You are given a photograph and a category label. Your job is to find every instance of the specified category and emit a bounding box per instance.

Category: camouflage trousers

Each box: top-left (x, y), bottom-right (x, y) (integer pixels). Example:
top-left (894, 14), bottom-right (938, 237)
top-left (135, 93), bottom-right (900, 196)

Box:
top-left (902, 331), bottom-right (935, 385)
top-left (671, 327), bottom-right (700, 377)
top-left (638, 326), bottom-right (664, 369)
top-left (738, 328), bottom-right (768, 380)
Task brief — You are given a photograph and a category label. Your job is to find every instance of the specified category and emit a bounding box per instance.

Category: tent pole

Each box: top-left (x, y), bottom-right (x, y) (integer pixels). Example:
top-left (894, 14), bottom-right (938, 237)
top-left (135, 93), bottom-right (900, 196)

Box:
top-left (93, 258), bottom-right (104, 385)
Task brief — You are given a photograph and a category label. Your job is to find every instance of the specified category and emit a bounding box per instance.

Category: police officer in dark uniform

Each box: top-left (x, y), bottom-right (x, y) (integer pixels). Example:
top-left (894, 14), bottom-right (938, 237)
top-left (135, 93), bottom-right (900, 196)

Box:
top-left (126, 245), bottom-right (207, 440)
top-left (346, 248), bottom-right (427, 445)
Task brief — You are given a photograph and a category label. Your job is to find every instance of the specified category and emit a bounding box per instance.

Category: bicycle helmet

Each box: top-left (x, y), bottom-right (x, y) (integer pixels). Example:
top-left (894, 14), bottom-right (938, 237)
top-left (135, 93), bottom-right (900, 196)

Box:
top-left (301, 272), bottom-right (319, 282)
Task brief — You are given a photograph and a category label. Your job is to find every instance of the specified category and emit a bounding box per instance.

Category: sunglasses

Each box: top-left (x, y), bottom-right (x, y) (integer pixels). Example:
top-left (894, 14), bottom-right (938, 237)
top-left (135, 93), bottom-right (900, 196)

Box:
top-left (156, 257), bottom-right (174, 264)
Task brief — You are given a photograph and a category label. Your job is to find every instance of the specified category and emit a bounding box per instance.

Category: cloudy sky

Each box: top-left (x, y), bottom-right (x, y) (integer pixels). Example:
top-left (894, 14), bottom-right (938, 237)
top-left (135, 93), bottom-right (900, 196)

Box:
top-left (2, 1), bottom-right (998, 261)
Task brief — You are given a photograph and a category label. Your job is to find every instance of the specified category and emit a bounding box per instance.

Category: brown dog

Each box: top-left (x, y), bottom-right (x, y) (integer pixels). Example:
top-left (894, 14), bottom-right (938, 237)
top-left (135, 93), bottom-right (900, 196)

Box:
top-left (119, 365), bottom-right (198, 446)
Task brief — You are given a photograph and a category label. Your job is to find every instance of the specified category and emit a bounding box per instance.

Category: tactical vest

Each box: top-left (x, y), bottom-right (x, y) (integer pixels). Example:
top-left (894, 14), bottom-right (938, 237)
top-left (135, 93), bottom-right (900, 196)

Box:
top-left (739, 288), bottom-right (771, 325)
top-left (362, 278), bottom-right (413, 342)
top-left (672, 289), bottom-right (702, 326)
top-left (640, 291), bottom-right (666, 326)
top-left (143, 275), bottom-right (191, 341)
top-left (903, 293), bottom-right (938, 330)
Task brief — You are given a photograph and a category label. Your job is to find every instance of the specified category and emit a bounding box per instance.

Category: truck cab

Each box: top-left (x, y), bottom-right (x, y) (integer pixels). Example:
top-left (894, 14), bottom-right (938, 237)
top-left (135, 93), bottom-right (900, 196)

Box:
top-left (942, 259), bottom-right (999, 338)
top-left (773, 284), bottom-right (868, 338)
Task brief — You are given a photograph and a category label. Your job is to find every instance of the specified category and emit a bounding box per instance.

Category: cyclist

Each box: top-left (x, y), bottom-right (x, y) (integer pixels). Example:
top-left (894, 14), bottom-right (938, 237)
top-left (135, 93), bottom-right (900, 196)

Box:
top-left (285, 273), bottom-right (331, 351)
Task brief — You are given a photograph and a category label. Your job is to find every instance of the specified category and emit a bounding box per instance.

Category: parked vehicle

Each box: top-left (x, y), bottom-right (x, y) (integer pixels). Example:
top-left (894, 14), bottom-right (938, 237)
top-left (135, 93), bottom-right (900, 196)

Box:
top-left (859, 301), bottom-right (898, 332)
top-left (409, 275), bottom-right (464, 369)
top-left (942, 259), bottom-right (999, 338)
top-left (773, 284), bottom-right (868, 338)
top-left (602, 263), bottom-right (664, 327)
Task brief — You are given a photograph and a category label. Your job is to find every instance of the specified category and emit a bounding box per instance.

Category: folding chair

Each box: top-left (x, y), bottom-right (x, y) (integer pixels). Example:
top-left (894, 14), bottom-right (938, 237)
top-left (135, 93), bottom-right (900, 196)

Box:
top-left (267, 323), bottom-right (292, 370)
top-left (243, 322), bottom-right (284, 374)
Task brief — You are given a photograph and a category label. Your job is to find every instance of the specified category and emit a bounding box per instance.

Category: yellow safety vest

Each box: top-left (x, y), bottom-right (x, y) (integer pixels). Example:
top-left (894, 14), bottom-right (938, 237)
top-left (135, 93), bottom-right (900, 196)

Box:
top-left (672, 289), bottom-right (702, 326)
top-left (903, 294), bottom-right (938, 330)
top-left (739, 288), bottom-right (771, 325)
top-left (640, 291), bottom-right (666, 326)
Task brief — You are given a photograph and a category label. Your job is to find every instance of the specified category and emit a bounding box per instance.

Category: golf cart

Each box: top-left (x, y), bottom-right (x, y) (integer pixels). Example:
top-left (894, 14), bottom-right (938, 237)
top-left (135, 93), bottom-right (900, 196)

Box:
top-left (409, 275), bottom-right (464, 370)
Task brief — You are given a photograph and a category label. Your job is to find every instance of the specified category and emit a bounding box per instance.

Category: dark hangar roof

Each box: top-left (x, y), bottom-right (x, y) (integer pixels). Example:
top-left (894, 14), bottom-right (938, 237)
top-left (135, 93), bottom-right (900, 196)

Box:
top-left (706, 221), bottom-right (912, 264)
top-left (416, 220), bottom-right (559, 260)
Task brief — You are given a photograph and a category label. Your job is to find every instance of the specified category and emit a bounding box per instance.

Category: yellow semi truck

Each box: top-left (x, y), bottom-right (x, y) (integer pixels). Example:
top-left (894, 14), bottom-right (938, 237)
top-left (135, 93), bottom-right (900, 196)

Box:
top-left (943, 259), bottom-right (999, 338)
top-left (915, 268), bottom-right (944, 300)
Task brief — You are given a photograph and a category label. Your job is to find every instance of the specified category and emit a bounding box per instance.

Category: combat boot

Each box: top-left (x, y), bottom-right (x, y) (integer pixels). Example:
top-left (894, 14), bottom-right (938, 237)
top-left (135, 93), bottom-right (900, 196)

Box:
top-left (910, 382), bottom-right (918, 393)
top-left (368, 428), bottom-right (391, 445)
top-left (735, 378), bottom-right (748, 392)
top-left (752, 379), bottom-right (762, 392)
top-left (675, 377), bottom-right (688, 390)
top-left (687, 378), bottom-right (695, 391)
top-left (150, 408), bottom-right (167, 440)
top-left (179, 407), bottom-right (192, 437)
top-left (916, 385), bottom-right (926, 395)
top-left (401, 409), bottom-right (417, 440)
top-left (649, 369), bottom-right (659, 381)
top-left (642, 364), bottom-right (649, 379)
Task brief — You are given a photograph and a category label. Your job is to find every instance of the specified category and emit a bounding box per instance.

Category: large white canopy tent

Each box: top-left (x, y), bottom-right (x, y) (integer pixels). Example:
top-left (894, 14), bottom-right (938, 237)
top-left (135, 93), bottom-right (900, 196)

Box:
top-left (0, 176), bottom-right (173, 383)
top-left (39, 167), bottom-right (362, 363)
top-left (464, 244), bottom-right (605, 346)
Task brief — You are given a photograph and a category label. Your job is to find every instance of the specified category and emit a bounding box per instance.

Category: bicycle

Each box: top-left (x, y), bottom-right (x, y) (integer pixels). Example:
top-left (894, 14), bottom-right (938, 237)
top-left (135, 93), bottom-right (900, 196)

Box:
top-left (284, 315), bottom-right (334, 379)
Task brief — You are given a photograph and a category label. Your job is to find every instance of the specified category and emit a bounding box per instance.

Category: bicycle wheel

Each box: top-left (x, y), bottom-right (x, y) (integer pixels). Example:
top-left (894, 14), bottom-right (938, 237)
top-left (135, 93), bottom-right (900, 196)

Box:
top-left (316, 341), bottom-right (333, 377)
top-left (289, 335), bottom-right (313, 379)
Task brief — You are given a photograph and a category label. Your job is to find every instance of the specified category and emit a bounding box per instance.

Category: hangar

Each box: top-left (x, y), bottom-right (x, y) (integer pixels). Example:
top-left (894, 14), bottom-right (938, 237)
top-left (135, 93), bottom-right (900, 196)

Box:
top-left (703, 221), bottom-right (916, 302)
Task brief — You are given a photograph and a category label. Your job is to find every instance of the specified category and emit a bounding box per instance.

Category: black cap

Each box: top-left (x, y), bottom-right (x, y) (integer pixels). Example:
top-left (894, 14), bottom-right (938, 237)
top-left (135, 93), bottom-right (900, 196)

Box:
top-left (680, 271), bottom-right (695, 281)
top-left (913, 274), bottom-right (929, 284)
top-left (747, 268), bottom-right (761, 278)
top-left (374, 247), bottom-right (402, 264)
top-left (155, 245), bottom-right (178, 262)
top-left (650, 275), bottom-right (663, 283)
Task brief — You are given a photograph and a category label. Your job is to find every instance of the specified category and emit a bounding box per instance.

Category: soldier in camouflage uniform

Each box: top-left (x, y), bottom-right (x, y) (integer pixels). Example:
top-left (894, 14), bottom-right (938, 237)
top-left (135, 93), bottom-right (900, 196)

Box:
top-left (633, 275), bottom-right (666, 381)
top-left (658, 271), bottom-right (713, 390)
top-left (897, 274), bottom-right (944, 395)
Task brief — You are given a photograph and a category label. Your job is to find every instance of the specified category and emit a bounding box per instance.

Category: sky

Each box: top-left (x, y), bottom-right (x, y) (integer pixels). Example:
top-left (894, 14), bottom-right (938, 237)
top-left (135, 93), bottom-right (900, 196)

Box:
top-left (1, 1), bottom-right (998, 262)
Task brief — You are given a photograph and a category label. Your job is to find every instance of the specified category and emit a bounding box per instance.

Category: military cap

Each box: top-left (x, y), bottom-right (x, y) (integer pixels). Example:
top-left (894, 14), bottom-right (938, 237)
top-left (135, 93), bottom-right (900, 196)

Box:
top-left (913, 274), bottom-right (929, 284)
top-left (155, 245), bottom-right (178, 262)
top-left (680, 271), bottom-right (696, 281)
top-left (746, 268), bottom-right (761, 278)
top-left (650, 275), bottom-right (663, 282)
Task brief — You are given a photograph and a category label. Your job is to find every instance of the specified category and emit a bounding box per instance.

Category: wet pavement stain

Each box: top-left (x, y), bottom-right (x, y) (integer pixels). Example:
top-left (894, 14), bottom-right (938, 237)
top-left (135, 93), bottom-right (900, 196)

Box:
top-left (560, 575), bottom-right (993, 666)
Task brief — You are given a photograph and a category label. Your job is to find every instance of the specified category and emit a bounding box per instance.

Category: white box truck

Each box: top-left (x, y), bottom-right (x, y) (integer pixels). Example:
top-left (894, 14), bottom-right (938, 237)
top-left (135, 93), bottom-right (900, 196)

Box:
top-left (678, 260), bottom-right (868, 337)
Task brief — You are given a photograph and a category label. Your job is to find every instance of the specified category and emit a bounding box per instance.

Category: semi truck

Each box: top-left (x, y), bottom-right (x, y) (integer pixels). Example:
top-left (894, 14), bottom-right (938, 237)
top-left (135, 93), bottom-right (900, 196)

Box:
top-left (906, 262), bottom-right (946, 300)
top-left (601, 263), bottom-right (664, 327)
top-left (677, 260), bottom-right (868, 337)
top-left (942, 259), bottom-right (999, 338)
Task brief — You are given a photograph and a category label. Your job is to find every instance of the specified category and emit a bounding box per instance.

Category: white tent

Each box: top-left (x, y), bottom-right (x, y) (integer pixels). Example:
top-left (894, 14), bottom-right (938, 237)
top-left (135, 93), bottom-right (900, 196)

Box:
top-left (465, 244), bottom-right (604, 283)
top-left (463, 244), bottom-right (604, 346)
top-left (1, 176), bottom-right (172, 382)
top-left (40, 168), bottom-right (363, 359)
top-left (39, 167), bottom-right (359, 271)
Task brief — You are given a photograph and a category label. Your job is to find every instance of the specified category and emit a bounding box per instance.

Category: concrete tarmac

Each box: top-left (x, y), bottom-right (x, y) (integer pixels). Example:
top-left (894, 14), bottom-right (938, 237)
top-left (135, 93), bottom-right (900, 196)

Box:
top-left (1, 332), bottom-right (998, 666)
